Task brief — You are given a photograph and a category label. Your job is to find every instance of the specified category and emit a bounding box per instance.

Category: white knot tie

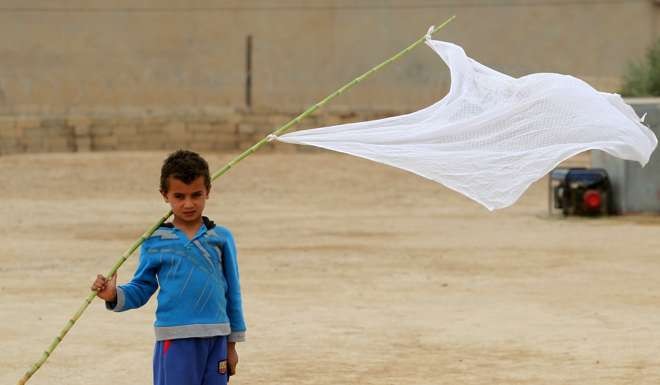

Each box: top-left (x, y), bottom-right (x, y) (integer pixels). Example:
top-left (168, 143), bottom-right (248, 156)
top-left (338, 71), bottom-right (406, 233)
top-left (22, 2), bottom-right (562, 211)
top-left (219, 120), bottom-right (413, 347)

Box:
top-left (425, 25), bottom-right (435, 42)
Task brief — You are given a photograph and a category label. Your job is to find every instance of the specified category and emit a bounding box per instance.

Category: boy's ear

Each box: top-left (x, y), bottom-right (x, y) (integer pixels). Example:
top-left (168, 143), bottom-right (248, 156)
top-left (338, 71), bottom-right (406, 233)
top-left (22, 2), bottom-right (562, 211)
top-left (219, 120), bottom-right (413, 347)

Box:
top-left (160, 189), bottom-right (169, 202)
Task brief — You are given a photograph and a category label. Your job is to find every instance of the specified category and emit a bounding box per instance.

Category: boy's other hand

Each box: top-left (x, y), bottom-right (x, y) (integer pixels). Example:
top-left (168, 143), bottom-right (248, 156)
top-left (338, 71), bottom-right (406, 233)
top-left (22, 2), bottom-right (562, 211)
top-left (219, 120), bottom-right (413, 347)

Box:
top-left (227, 342), bottom-right (238, 376)
top-left (91, 274), bottom-right (117, 302)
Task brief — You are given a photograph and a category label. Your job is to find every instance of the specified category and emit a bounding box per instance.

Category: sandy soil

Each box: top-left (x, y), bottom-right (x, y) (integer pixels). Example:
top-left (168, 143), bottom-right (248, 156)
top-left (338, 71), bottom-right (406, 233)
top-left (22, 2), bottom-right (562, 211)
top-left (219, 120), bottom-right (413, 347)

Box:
top-left (1, 150), bottom-right (660, 385)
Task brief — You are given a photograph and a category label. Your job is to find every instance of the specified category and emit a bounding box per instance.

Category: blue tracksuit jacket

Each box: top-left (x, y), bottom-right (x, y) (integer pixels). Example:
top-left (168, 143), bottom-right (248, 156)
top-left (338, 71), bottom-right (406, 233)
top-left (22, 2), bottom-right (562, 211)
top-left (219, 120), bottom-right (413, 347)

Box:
top-left (107, 217), bottom-right (246, 342)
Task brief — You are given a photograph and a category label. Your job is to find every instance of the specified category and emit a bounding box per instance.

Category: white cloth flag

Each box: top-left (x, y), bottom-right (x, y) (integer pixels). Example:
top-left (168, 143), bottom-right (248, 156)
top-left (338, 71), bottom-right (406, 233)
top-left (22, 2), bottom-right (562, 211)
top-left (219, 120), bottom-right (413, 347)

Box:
top-left (275, 39), bottom-right (658, 210)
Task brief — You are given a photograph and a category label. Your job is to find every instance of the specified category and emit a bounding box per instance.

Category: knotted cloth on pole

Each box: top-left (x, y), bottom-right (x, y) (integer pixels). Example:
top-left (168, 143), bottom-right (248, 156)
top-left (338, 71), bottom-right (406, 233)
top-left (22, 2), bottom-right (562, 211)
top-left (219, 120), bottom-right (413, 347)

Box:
top-left (274, 38), bottom-right (658, 210)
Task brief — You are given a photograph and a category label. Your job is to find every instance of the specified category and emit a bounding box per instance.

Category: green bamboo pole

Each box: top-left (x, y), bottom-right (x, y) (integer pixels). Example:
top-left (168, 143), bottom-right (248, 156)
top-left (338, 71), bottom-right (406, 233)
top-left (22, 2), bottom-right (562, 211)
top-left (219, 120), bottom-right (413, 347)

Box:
top-left (17, 16), bottom-right (455, 385)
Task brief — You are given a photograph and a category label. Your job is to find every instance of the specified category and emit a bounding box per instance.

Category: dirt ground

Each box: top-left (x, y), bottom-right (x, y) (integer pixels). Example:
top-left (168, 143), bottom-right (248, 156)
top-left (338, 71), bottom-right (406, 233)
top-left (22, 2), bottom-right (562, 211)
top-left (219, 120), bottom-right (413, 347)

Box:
top-left (1, 150), bottom-right (660, 385)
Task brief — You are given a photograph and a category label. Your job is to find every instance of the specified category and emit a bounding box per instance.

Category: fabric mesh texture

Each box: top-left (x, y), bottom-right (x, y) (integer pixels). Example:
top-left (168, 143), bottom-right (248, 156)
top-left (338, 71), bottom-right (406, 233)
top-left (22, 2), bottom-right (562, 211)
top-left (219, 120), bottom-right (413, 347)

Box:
top-left (277, 40), bottom-right (657, 210)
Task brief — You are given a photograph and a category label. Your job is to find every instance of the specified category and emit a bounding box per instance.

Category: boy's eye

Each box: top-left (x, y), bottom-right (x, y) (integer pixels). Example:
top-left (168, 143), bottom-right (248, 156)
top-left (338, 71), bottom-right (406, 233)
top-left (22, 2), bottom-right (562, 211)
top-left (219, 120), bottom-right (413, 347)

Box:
top-left (173, 194), bottom-right (184, 199)
top-left (192, 192), bottom-right (203, 198)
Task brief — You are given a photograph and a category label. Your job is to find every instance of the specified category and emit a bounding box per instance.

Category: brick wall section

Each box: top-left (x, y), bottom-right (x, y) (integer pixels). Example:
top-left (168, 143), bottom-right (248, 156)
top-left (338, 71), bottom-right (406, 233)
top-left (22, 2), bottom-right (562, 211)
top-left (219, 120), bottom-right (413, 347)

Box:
top-left (0, 108), bottom-right (401, 155)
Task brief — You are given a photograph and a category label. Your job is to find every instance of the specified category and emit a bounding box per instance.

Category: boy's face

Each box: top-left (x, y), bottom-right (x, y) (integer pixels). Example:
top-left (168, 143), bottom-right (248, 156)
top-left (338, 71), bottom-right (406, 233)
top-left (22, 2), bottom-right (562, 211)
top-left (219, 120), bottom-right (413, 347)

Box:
top-left (161, 176), bottom-right (209, 225)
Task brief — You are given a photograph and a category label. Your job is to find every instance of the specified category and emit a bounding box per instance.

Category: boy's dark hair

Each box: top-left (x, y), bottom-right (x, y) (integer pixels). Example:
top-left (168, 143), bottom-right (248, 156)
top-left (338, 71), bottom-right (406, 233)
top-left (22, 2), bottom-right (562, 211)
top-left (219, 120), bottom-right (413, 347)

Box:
top-left (160, 150), bottom-right (212, 193)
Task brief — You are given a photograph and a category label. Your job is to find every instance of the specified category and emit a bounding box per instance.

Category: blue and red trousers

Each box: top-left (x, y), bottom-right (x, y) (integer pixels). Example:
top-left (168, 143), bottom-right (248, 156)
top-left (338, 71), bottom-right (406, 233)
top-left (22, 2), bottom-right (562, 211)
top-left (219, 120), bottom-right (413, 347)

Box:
top-left (153, 336), bottom-right (230, 385)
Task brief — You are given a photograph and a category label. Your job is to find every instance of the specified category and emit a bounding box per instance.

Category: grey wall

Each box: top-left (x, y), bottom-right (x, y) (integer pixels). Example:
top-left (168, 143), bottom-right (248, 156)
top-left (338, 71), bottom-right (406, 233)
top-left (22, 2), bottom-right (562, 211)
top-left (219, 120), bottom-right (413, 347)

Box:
top-left (592, 99), bottom-right (660, 214)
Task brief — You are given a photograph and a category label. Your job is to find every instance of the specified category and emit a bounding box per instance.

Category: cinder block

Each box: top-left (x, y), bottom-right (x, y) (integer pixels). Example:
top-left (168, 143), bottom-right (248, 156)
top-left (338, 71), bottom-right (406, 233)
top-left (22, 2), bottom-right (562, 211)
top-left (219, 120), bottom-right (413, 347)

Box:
top-left (114, 125), bottom-right (138, 136)
top-left (190, 132), bottom-right (218, 142)
top-left (167, 137), bottom-right (192, 150)
top-left (215, 134), bottom-right (238, 150)
top-left (162, 121), bottom-right (186, 137)
top-left (161, 140), bottom-right (191, 151)
top-left (234, 130), bottom-right (255, 142)
top-left (74, 125), bottom-right (90, 137)
top-left (68, 116), bottom-right (92, 134)
top-left (0, 139), bottom-right (20, 155)
top-left (319, 114), bottom-right (345, 127)
top-left (15, 116), bottom-right (41, 130)
top-left (22, 126), bottom-right (48, 139)
top-left (187, 123), bottom-right (216, 135)
top-left (40, 118), bottom-right (68, 129)
top-left (188, 140), bottom-right (217, 152)
top-left (237, 123), bottom-right (257, 135)
top-left (138, 122), bottom-right (164, 135)
top-left (191, 132), bottom-right (237, 150)
top-left (214, 122), bottom-right (238, 136)
top-left (118, 138), bottom-right (147, 151)
top-left (92, 135), bottom-right (118, 151)
top-left (141, 115), bottom-right (169, 128)
top-left (75, 136), bottom-right (92, 152)
top-left (201, 105), bottom-right (237, 116)
top-left (139, 134), bottom-right (168, 150)
top-left (46, 137), bottom-right (74, 152)
top-left (242, 113), bottom-right (271, 124)
top-left (0, 119), bottom-right (17, 141)
top-left (0, 117), bottom-right (15, 129)
top-left (268, 114), bottom-right (294, 128)
top-left (271, 141), bottom-right (297, 153)
top-left (24, 138), bottom-right (47, 153)
top-left (90, 124), bottom-right (114, 136)
top-left (223, 113), bottom-right (243, 125)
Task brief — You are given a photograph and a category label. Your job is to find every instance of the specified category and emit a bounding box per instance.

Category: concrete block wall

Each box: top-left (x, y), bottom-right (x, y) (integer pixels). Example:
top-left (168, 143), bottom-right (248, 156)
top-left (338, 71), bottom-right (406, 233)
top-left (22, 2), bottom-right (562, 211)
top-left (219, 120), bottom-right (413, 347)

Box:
top-left (0, 108), bottom-right (401, 155)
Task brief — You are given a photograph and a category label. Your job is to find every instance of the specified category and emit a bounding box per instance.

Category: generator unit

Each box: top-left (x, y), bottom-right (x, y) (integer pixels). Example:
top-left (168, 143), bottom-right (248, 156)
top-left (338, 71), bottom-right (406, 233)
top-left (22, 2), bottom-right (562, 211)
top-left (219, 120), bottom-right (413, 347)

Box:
top-left (549, 168), bottom-right (612, 216)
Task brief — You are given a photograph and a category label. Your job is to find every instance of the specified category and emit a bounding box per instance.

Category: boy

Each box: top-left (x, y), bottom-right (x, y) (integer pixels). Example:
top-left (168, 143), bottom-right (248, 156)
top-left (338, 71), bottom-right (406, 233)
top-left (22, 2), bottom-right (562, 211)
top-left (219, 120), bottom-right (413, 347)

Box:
top-left (92, 150), bottom-right (246, 385)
